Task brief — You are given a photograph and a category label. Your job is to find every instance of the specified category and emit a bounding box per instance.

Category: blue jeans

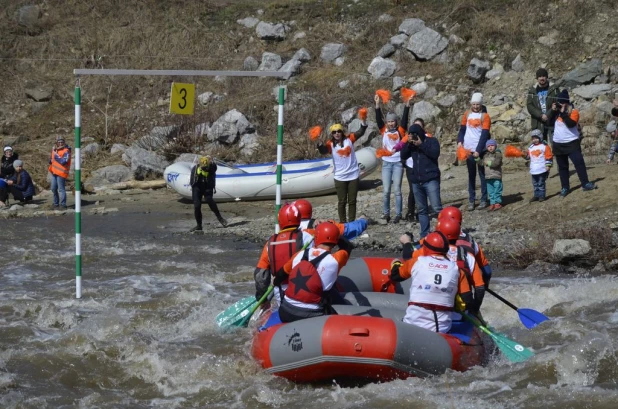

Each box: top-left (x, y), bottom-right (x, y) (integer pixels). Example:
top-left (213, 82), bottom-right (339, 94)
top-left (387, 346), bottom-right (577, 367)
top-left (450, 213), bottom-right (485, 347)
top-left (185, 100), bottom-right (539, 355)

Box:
top-left (381, 161), bottom-right (403, 216)
top-left (531, 172), bottom-right (548, 198)
top-left (51, 174), bottom-right (67, 207)
top-left (486, 179), bottom-right (503, 205)
top-left (412, 179), bottom-right (442, 238)
top-left (466, 157), bottom-right (487, 204)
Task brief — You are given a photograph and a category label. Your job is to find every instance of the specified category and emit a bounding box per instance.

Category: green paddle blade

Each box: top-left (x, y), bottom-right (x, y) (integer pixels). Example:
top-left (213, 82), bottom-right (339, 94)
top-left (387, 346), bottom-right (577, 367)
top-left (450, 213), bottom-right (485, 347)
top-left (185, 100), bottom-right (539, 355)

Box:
top-left (216, 296), bottom-right (257, 329)
top-left (462, 312), bottom-right (534, 363)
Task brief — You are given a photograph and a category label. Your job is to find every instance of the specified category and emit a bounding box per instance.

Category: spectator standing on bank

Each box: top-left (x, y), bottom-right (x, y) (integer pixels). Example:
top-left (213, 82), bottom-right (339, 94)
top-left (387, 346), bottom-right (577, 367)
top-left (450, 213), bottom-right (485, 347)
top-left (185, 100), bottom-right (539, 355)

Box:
top-left (1, 146), bottom-right (19, 179)
top-left (49, 136), bottom-right (72, 210)
top-left (527, 68), bottom-right (560, 143)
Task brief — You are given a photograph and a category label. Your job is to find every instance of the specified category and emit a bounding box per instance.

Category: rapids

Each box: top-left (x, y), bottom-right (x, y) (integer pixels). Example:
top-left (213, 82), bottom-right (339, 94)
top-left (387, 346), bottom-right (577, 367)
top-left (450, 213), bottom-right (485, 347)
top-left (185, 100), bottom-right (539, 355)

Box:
top-left (1, 212), bottom-right (617, 408)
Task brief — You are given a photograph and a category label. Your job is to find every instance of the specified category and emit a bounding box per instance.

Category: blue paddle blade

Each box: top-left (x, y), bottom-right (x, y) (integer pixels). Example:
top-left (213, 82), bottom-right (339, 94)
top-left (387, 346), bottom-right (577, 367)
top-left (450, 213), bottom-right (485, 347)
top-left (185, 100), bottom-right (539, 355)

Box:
top-left (518, 308), bottom-right (550, 329)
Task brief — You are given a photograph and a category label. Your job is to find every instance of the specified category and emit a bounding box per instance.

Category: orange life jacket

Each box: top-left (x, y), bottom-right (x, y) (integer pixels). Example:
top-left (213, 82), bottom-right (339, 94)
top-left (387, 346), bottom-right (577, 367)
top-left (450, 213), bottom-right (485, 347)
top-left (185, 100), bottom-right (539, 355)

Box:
top-left (48, 146), bottom-right (71, 179)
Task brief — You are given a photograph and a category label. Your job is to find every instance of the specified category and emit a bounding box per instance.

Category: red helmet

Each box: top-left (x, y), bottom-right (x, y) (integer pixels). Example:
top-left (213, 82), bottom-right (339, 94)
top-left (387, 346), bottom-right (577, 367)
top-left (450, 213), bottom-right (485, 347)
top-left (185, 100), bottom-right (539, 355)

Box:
top-left (278, 204), bottom-right (301, 229)
top-left (315, 222), bottom-right (340, 246)
top-left (293, 199), bottom-right (312, 220)
top-left (438, 206), bottom-right (462, 224)
top-left (423, 232), bottom-right (449, 256)
top-left (436, 216), bottom-right (461, 241)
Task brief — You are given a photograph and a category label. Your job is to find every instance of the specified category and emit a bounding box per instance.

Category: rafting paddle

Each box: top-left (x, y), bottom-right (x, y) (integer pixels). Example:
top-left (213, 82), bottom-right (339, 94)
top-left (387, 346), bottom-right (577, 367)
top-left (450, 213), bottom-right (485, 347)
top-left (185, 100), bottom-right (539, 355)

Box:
top-left (487, 288), bottom-right (550, 330)
top-left (461, 312), bottom-right (534, 363)
top-left (216, 286), bottom-right (274, 329)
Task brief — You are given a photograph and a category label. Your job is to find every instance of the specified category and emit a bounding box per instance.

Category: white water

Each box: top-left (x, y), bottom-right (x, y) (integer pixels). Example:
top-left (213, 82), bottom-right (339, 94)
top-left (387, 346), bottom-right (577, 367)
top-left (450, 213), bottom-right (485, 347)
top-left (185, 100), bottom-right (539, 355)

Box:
top-left (1, 212), bottom-right (617, 408)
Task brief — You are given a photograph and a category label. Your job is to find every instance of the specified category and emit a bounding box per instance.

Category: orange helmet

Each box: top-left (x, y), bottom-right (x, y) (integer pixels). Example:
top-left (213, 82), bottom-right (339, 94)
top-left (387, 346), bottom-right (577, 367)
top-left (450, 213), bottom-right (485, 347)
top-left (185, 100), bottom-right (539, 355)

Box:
top-left (436, 216), bottom-right (461, 241)
top-left (293, 199), bottom-right (312, 220)
top-left (423, 232), bottom-right (449, 256)
top-left (315, 222), bottom-right (340, 246)
top-left (438, 206), bottom-right (462, 224)
top-left (278, 203), bottom-right (301, 229)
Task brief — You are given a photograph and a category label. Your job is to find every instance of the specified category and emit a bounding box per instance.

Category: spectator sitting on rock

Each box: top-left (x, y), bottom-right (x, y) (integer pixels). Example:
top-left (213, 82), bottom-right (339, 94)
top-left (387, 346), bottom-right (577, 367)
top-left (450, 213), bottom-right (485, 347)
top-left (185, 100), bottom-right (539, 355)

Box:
top-left (527, 68), bottom-right (560, 143)
top-left (606, 101), bottom-right (618, 164)
top-left (549, 89), bottom-right (596, 196)
top-left (6, 160), bottom-right (35, 204)
top-left (457, 92), bottom-right (491, 211)
top-left (1, 146), bottom-right (19, 179)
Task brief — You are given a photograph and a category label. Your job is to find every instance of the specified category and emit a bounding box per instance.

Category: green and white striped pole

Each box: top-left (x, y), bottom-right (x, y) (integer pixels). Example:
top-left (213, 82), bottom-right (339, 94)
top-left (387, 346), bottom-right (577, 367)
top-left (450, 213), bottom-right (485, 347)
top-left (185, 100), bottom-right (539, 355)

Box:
top-left (275, 85), bottom-right (285, 233)
top-left (75, 80), bottom-right (82, 298)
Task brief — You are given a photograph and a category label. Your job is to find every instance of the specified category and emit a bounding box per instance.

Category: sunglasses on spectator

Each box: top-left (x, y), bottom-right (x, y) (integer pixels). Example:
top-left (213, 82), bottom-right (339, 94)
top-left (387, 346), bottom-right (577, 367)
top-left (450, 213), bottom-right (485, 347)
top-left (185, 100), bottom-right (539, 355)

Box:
top-left (331, 130), bottom-right (343, 134)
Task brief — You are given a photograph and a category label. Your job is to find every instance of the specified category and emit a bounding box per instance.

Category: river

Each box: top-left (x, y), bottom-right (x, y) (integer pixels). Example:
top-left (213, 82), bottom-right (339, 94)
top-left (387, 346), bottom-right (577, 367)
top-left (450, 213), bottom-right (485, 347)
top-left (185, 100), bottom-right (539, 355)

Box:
top-left (1, 211), bottom-right (617, 408)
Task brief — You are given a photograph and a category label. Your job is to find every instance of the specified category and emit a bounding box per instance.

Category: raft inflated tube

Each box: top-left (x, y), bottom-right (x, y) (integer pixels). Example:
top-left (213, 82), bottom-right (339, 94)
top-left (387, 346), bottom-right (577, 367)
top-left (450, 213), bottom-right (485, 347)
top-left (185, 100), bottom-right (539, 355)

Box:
top-left (336, 257), bottom-right (410, 296)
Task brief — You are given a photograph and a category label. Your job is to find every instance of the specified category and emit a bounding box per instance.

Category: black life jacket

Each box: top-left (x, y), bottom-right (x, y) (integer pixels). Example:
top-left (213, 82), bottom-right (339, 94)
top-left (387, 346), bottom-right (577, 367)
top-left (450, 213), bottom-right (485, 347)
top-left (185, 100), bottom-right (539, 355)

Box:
top-left (285, 249), bottom-right (330, 305)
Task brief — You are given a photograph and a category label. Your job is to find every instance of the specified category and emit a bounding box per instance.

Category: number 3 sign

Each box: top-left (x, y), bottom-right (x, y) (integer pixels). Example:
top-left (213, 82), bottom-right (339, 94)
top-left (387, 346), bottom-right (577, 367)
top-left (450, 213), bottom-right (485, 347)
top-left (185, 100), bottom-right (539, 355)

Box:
top-left (170, 82), bottom-right (195, 115)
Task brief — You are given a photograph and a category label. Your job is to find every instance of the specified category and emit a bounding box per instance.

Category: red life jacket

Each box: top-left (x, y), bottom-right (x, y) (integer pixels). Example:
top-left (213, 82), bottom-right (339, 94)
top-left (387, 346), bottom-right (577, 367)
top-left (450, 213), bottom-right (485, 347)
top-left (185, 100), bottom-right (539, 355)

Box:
top-left (455, 232), bottom-right (476, 256)
top-left (456, 246), bottom-right (474, 290)
top-left (267, 228), bottom-right (303, 281)
top-left (285, 249), bottom-right (330, 304)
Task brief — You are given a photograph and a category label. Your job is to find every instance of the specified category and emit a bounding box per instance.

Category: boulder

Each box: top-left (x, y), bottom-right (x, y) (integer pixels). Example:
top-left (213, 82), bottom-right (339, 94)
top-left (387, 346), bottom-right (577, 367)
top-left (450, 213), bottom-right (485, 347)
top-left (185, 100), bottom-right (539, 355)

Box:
top-left (411, 101), bottom-right (441, 123)
top-left (406, 27), bottom-right (448, 61)
top-left (392, 76), bottom-right (405, 91)
top-left (82, 143), bottom-right (100, 157)
top-left (571, 84), bottom-right (612, 100)
top-left (237, 17), bottom-right (260, 28)
top-left (110, 144), bottom-right (127, 155)
top-left (341, 107), bottom-right (359, 125)
top-left (255, 21), bottom-right (288, 41)
top-left (122, 146), bottom-right (170, 180)
top-left (377, 43), bottom-right (396, 58)
top-left (239, 133), bottom-right (260, 156)
top-left (552, 239), bottom-right (592, 261)
top-left (411, 81), bottom-right (428, 95)
top-left (257, 52), bottom-right (282, 71)
top-left (390, 34), bottom-right (409, 49)
top-left (208, 109), bottom-right (254, 145)
top-left (436, 94), bottom-right (457, 107)
top-left (17, 5), bottom-right (41, 28)
top-left (486, 63), bottom-right (504, 80)
top-left (398, 18), bottom-right (425, 36)
top-left (367, 57), bottom-right (396, 80)
top-left (25, 86), bottom-right (53, 102)
top-left (88, 165), bottom-right (132, 186)
top-left (279, 59), bottom-right (302, 77)
top-left (490, 124), bottom-right (515, 141)
top-left (198, 92), bottom-right (214, 105)
top-left (511, 54), bottom-right (525, 72)
top-left (293, 48), bottom-right (311, 62)
top-left (561, 59), bottom-right (603, 88)
top-left (243, 56), bottom-right (259, 71)
top-left (321, 43), bottom-right (346, 62)
top-left (467, 58), bottom-right (491, 83)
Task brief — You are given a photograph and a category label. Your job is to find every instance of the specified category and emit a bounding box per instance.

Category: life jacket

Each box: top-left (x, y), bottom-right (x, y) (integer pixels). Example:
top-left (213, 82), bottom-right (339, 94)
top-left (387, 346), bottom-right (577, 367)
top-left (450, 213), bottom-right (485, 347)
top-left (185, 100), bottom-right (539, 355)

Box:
top-left (267, 228), bottom-right (303, 279)
top-left (48, 146), bottom-right (71, 179)
top-left (285, 249), bottom-right (330, 305)
top-left (456, 246), bottom-right (475, 291)
top-left (456, 233), bottom-right (476, 256)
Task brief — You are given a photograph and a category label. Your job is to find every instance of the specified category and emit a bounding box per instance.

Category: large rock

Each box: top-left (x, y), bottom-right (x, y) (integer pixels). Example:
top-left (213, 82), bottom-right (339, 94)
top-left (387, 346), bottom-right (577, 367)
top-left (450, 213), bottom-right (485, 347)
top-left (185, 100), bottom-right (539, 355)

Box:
top-left (412, 81), bottom-right (428, 96)
top-left (122, 147), bottom-right (170, 180)
top-left (467, 58), bottom-right (491, 83)
top-left (25, 86), bottom-right (53, 102)
top-left (293, 48), bottom-right (311, 62)
top-left (243, 56), bottom-right (259, 71)
top-left (571, 84), bottom-right (612, 100)
top-left (320, 43), bottom-right (346, 62)
top-left (377, 43), bottom-right (396, 58)
top-left (485, 63), bottom-right (504, 80)
top-left (88, 165), bottom-right (132, 186)
top-left (255, 21), bottom-right (288, 41)
top-left (239, 133), bottom-right (260, 156)
top-left (436, 94), bottom-right (457, 107)
top-left (279, 59), bottom-right (302, 77)
top-left (490, 124), bottom-right (515, 141)
top-left (17, 5), bottom-right (41, 28)
top-left (398, 18), bottom-right (425, 36)
top-left (392, 76), bottom-right (405, 91)
top-left (367, 57), bottom-right (396, 80)
top-left (82, 143), bottom-right (100, 157)
top-left (511, 54), bottom-right (525, 72)
top-left (411, 101), bottom-right (441, 123)
top-left (257, 52), bottom-right (282, 71)
top-left (110, 144), bottom-right (127, 155)
top-left (561, 59), bottom-right (603, 88)
top-left (406, 27), bottom-right (448, 61)
top-left (553, 239), bottom-right (592, 261)
top-left (134, 125), bottom-right (180, 150)
top-left (208, 109), bottom-right (254, 145)
top-left (390, 34), bottom-right (409, 49)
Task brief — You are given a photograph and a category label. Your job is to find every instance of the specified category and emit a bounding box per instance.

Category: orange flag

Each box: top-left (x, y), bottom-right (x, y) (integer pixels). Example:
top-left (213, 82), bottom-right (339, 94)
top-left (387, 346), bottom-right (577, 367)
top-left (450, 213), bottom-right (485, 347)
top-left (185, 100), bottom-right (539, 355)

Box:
top-left (376, 89), bottom-right (391, 104)
top-left (505, 145), bottom-right (524, 158)
top-left (308, 126), bottom-right (322, 141)
top-left (358, 107), bottom-right (368, 121)
top-left (457, 146), bottom-right (470, 161)
top-left (400, 87), bottom-right (417, 103)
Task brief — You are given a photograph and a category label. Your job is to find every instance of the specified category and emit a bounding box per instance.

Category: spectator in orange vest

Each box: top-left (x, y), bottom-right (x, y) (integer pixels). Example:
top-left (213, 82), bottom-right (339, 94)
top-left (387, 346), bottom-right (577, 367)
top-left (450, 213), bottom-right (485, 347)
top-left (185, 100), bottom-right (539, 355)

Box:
top-left (49, 136), bottom-right (72, 210)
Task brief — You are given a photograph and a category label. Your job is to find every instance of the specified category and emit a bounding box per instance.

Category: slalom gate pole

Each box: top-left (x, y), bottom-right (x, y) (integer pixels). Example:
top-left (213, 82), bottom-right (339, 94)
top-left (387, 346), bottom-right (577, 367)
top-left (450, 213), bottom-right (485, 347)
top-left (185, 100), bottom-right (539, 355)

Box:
top-left (75, 80), bottom-right (82, 298)
top-left (275, 85), bottom-right (285, 233)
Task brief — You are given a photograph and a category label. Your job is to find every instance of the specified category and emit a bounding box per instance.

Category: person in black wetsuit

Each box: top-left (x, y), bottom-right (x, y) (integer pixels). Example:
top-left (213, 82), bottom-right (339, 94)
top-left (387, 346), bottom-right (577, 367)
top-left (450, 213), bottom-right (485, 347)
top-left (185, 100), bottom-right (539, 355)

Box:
top-left (189, 156), bottom-right (227, 232)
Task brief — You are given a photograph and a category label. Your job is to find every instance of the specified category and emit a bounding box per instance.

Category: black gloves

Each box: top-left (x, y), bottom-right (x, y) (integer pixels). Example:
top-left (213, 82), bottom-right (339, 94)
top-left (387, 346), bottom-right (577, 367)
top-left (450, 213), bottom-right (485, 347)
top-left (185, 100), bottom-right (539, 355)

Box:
top-left (272, 267), bottom-right (288, 288)
top-left (337, 237), bottom-right (354, 255)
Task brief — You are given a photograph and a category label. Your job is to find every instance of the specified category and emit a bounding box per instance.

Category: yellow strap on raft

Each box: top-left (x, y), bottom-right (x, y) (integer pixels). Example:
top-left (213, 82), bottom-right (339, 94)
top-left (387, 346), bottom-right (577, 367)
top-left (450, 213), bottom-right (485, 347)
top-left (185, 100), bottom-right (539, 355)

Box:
top-left (455, 294), bottom-right (466, 313)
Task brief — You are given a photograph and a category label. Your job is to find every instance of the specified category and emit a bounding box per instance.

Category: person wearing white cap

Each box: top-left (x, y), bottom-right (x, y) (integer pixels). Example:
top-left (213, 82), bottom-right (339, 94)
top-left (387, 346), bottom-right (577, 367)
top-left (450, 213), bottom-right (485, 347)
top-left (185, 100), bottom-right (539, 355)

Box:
top-left (457, 92), bottom-right (491, 211)
top-left (1, 146), bottom-right (19, 179)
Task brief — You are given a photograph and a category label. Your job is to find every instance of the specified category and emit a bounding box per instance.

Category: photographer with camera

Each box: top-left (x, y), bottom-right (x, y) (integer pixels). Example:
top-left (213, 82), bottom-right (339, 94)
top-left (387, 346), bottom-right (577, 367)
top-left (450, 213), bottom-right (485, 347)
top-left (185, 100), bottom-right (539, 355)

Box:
top-left (400, 124), bottom-right (442, 239)
top-left (527, 68), bottom-right (560, 144)
top-left (549, 89), bottom-right (596, 197)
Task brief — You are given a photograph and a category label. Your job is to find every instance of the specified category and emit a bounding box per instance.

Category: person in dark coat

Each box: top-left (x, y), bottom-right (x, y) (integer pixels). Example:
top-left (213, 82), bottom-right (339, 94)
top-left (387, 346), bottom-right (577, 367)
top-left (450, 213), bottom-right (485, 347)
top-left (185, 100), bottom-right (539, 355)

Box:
top-left (189, 155), bottom-right (227, 231)
top-left (1, 146), bottom-right (19, 179)
top-left (4, 160), bottom-right (35, 203)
